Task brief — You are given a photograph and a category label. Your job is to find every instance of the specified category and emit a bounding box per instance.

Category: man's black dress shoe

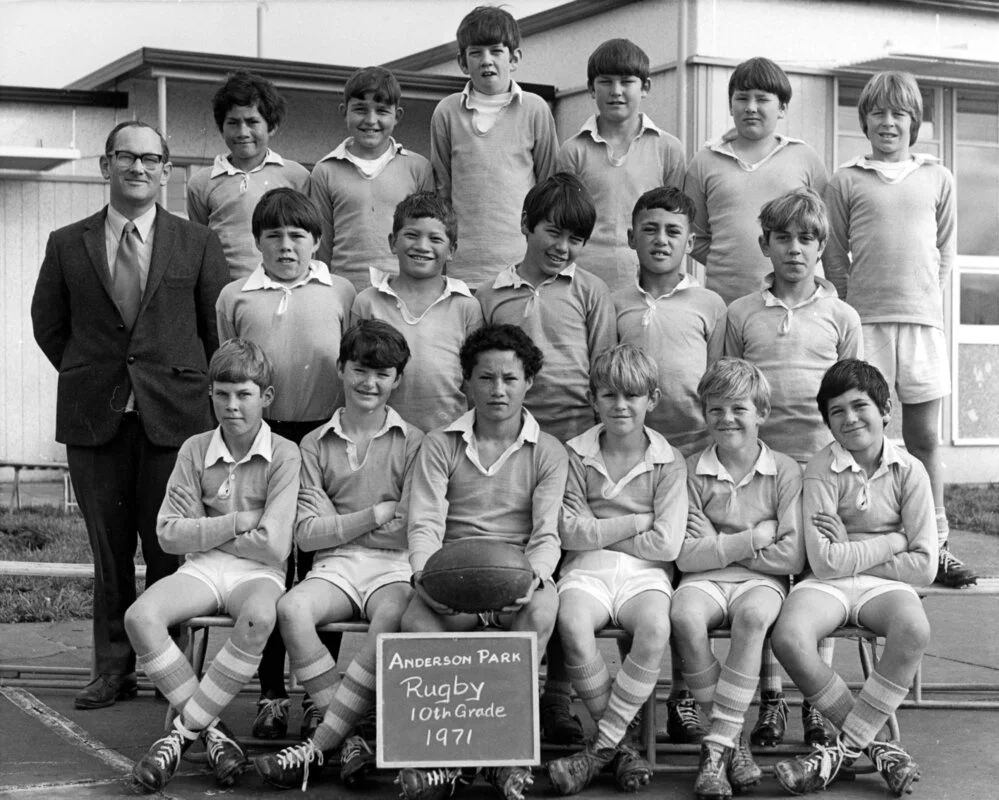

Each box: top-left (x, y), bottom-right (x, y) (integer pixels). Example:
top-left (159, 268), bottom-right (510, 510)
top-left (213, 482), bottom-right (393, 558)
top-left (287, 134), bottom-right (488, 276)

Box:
top-left (74, 673), bottom-right (139, 709)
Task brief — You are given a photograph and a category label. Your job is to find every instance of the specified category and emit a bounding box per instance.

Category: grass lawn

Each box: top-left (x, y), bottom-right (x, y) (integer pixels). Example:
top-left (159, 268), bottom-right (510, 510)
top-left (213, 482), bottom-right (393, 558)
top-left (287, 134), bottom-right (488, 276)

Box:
top-left (1, 484), bottom-right (997, 623)
top-left (0, 506), bottom-right (100, 622)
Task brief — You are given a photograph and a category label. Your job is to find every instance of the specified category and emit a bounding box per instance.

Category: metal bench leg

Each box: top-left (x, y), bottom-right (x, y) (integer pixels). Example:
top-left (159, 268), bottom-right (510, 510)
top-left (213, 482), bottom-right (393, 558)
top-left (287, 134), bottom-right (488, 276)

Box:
top-left (642, 691), bottom-right (656, 766)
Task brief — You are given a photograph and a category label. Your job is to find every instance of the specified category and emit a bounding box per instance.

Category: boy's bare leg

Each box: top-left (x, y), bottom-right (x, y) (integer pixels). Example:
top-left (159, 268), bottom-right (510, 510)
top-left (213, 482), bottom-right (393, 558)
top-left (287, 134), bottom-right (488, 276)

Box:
top-left (311, 583), bottom-right (412, 750)
top-left (125, 573), bottom-right (221, 711)
top-left (670, 589), bottom-right (725, 718)
top-left (256, 583), bottom-right (414, 790)
top-left (278, 580), bottom-right (354, 715)
top-left (558, 589), bottom-right (613, 721)
top-left (177, 577), bottom-right (282, 730)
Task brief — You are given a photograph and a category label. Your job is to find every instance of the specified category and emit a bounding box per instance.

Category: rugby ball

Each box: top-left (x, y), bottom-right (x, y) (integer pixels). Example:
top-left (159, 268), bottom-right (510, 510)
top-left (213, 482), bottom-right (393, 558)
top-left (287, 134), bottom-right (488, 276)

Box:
top-left (420, 539), bottom-right (535, 613)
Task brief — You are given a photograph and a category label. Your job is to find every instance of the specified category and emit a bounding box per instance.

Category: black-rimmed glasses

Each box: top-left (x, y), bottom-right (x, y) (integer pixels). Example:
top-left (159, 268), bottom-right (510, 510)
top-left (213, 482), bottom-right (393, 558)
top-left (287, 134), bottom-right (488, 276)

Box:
top-left (110, 150), bottom-right (166, 169)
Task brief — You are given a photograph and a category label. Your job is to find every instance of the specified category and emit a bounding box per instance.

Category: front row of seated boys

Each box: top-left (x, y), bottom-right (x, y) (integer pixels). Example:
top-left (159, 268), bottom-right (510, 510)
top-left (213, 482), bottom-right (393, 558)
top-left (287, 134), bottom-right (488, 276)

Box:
top-left (124, 309), bottom-right (935, 800)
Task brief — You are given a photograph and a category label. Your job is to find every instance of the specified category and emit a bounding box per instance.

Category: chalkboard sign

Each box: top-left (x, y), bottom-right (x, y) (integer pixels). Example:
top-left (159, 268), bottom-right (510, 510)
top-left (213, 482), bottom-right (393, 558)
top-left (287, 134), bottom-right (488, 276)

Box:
top-left (376, 631), bottom-right (539, 768)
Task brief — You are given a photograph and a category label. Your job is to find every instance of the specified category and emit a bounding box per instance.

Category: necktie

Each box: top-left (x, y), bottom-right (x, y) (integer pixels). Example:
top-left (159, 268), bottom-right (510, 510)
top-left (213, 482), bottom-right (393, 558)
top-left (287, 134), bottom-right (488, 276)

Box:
top-left (113, 221), bottom-right (141, 329)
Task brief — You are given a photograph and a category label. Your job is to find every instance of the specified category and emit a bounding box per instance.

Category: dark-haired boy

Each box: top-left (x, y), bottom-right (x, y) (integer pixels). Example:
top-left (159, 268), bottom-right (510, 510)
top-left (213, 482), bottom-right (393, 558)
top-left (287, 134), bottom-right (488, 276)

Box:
top-left (478, 172), bottom-right (616, 443)
top-left (615, 186), bottom-right (725, 458)
top-left (557, 38), bottom-right (685, 292)
top-left (431, 5), bottom-right (558, 288)
top-left (397, 324), bottom-right (569, 800)
top-left (188, 71), bottom-right (309, 281)
top-left (352, 192), bottom-right (483, 432)
top-left (308, 66), bottom-right (433, 293)
top-left (684, 57), bottom-right (827, 305)
top-left (771, 360), bottom-right (934, 797)
top-left (254, 320), bottom-right (423, 791)
top-left (125, 339), bottom-right (300, 792)
top-left (216, 187), bottom-right (355, 739)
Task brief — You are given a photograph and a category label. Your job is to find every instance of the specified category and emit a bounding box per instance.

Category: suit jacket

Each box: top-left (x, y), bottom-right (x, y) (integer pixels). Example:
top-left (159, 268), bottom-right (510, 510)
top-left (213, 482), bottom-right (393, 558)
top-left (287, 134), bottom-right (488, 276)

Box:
top-left (31, 205), bottom-right (229, 448)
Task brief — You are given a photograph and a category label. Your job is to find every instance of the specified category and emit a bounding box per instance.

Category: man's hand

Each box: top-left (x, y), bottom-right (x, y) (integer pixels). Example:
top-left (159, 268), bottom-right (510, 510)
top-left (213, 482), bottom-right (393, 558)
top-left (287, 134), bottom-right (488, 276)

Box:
top-left (686, 509), bottom-right (718, 539)
top-left (411, 571), bottom-right (459, 616)
top-left (812, 511), bottom-right (849, 543)
top-left (169, 484), bottom-right (203, 519)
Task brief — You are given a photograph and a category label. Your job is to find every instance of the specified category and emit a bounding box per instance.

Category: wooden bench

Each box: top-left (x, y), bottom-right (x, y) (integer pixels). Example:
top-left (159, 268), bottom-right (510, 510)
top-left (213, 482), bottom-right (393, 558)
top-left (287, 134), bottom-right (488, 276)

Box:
top-left (0, 460), bottom-right (76, 512)
top-left (173, 615), bottom-right (889, 770)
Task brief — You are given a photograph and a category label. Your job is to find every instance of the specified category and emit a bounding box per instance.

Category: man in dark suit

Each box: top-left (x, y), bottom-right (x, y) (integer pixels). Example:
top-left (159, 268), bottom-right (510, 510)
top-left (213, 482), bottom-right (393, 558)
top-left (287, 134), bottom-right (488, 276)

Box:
top-left (31, 121), bottom-right (230, 709)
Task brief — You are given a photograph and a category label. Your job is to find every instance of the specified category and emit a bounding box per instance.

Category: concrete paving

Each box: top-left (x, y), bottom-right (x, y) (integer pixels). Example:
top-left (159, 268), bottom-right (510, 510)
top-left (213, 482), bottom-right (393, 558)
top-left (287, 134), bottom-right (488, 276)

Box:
top-left (3, 484), bottom-right (999, 797)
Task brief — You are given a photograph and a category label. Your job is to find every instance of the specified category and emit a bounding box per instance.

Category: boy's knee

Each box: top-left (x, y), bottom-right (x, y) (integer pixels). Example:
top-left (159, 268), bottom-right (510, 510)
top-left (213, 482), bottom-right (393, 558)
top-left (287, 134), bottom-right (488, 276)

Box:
top-left (238, 601), bottom-right (278, 638)
top-left (276, 592), bottom-right (310, 627)
top-left (890, 614), bottom-right (931, 656)
top-left (733, 603), bottom-right (777, 633)
top-left (124, 598), bottom-right (158, 636)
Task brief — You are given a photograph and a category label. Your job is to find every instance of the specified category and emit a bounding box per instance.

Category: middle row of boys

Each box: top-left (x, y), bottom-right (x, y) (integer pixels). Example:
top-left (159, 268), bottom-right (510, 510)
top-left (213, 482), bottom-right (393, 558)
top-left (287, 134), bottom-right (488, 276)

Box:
top-left (125, 168), bottom-right (930, 800)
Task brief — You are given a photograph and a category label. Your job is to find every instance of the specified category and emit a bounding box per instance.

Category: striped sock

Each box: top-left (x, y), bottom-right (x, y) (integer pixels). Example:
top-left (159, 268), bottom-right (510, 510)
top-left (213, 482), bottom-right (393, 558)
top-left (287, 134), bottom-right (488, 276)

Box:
top-left (705, 665), bottom-right (758, 749)
top-left (291, 647), bottom-right (338, 713)
top-left (594, 656), bottom-right (660, 751)
top-left (683, 658), bottom-right (721, 719)
top-left (180, 639), bottom-right (260, 732)
top-left (566, 655), bottom-right (612, 721)
top-left (136, 637), bottom-right (198, 713)
top-left (806, 673), bottom-right (854, 730)
top-left (819, 638), bottom-right (836, 667)
top-left (312, 649), bottom-right (376, 752)
top-left (841, 671), bottom-right (908, 752)
top-left (759, 641), bottom-right (783, 694)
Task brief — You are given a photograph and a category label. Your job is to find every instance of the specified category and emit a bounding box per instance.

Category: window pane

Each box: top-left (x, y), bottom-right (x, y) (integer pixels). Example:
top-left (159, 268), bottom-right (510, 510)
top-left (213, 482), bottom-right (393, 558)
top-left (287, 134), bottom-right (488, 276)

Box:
top-left (957, 93), bottom-right (999, 144)
top-left (165, 166), bottom-right (188, 218)
top-left (960, 273), bottom-right (999, 325)
top-left (956, 144), bottom-right (999, 256)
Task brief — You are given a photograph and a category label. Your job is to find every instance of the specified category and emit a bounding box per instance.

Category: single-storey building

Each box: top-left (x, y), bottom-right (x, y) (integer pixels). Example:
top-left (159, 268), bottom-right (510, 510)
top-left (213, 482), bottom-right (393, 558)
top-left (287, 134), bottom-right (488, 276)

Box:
top-left (3, 0), bottom-right (999, 480)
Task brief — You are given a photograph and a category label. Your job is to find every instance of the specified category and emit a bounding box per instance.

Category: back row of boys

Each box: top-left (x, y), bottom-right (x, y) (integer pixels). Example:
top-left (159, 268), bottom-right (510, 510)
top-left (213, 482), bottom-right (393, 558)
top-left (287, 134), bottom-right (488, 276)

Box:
top-left (189, 7), bottom-right (973, 598)
top-left (131, 65), bottom-right (947, 797)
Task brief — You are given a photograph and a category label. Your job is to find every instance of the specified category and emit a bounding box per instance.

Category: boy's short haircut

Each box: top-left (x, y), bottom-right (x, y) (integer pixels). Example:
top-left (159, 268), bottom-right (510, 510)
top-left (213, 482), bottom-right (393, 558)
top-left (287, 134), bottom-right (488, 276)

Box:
top-left (589, 344), bottom-right (659, 398)
top-left (728, 57), bottom-right (792, 105)
top-left (697, 357), bottom-right (772, 417)
top-left (632, 185), bottom-right (696, 227)
top-left (456, 5), bottom-right (520, 63)
top-left (251, 188), bottom-right (323, 240)
top-left (392, 192), bottom-right (458, 246)
top-left (338, 319), bottom-right (411, 374)
top-left (522, 172), bottom-right (597, 240)
top-left (343, 66), bottom-right (402, 107)
top-left (460, 324), bottom-right (543, 381)
top-left (212, 70), bottom-right (286, 132)
top-left (586, 38), bottom-right (650, 87)
top-left (816, 359), bottom-right (891, 425)
top-left (758, 187), bottom-right (829, 243)
top-left (857, 71), bottom-right (923, 146)
top-left (210, 338), bottom-right (273, 389)
top-left (105, 121), bottom-right (169, 162)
